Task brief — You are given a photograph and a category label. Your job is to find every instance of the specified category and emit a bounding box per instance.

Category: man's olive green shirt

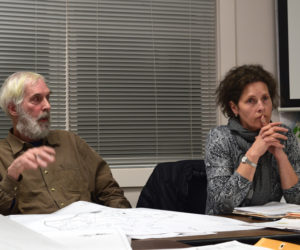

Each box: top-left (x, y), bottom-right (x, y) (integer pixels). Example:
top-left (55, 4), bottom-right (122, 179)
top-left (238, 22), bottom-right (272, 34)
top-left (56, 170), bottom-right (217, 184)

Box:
top-left (0, 130), bottom-right (131, 214)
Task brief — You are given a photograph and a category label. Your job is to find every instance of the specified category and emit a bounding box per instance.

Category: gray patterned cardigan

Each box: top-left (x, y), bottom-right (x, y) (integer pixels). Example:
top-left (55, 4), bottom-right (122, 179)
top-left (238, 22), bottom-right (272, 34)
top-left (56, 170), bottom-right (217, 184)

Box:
top-left (205, 123), bottom-right (300, 215)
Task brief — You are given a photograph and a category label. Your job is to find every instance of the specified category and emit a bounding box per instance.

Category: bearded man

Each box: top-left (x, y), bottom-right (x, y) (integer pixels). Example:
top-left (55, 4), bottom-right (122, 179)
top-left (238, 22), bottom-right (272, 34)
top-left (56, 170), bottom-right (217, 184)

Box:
top-left (0, 72), bottom-right (131, 214)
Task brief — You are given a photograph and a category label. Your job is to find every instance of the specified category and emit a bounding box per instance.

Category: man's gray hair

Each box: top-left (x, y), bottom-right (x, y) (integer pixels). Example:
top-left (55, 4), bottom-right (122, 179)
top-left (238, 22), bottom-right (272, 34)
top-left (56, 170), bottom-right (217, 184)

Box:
top-left (0, 72), bottom-right (45, 115)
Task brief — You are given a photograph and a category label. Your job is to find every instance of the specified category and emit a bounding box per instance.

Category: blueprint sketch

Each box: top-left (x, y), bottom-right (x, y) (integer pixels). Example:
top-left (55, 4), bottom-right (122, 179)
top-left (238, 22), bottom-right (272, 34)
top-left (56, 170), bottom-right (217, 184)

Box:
top-left (9, 201), bottom-right (263, 240)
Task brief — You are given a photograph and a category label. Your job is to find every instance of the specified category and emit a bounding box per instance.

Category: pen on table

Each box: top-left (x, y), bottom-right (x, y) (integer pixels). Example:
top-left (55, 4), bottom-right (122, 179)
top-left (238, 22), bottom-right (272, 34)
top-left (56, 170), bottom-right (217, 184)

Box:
top-left (250, 216), bottom-right (280, 221)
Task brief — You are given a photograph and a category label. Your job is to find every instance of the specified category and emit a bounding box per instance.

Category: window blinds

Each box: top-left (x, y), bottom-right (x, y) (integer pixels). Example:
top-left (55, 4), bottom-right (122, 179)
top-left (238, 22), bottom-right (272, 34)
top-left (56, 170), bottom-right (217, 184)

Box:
top-left (0, 0), bottom-right (216, 168)
top-left (0, 0), bottom-right (66, 135)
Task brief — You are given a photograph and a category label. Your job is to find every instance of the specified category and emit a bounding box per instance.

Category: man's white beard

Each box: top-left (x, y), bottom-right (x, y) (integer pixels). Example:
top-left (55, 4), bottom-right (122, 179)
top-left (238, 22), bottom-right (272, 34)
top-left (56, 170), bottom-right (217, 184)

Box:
top-left (16, 108), bottom-right (50, 141)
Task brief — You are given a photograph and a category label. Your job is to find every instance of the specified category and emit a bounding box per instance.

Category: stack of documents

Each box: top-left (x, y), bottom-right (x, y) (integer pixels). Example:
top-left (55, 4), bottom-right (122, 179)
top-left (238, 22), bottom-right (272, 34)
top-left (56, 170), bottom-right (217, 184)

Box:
top-left (251, 218), bottom-right (300, 232)
top-left (233, 202), bottom-right (300, 233)
top-left (233, 201), bottom-right (300, 219)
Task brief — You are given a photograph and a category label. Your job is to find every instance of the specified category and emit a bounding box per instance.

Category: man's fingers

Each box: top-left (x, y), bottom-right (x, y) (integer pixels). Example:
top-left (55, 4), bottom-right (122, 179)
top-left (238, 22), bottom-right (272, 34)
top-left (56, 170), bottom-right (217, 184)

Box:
top-left (29, 146), bottom-right (56, 168)
top-left (8, 146), bottom-right (56, 179)
top-left (35, 156), bottom-right (48, 168)
top-left (39, 146), bottom-right (56, 156)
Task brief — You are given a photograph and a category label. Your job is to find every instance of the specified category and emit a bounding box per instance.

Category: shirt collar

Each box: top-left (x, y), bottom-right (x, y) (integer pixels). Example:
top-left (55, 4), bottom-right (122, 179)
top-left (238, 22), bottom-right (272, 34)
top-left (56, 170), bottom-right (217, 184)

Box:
top-left (6, 129), bottom-right (60, 156)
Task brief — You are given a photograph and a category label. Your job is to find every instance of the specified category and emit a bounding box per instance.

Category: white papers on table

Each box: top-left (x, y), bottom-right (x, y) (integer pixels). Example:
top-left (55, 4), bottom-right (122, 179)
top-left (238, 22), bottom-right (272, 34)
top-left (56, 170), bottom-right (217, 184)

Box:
top-left (3, 212), bottom-right (131, 250)
top-left (233, 201), bottom-right (300, 217)
top-left (52, 228), bottom-right (132, 250)
top-left (0, 214), bottom-right (69, 250)
top-left (155, 240), bottom-right (270, 250)
top-left (9, 201), bottom-right (262, 240)
top-left (251, 218), bottom-right (300, 232)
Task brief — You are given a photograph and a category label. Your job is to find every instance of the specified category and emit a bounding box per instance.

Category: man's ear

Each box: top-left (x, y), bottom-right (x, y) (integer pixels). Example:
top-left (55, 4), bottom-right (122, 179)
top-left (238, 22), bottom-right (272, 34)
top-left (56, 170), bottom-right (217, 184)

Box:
top-left (229, 101), bottom-right (238, 117)
top-left (7, 103), bottom-right (18, 117)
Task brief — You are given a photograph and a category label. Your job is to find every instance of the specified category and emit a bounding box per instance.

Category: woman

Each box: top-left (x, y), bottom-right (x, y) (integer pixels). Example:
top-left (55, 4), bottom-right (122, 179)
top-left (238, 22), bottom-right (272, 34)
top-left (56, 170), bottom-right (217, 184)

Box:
top-left (205, 64), bottom-right (300, 215)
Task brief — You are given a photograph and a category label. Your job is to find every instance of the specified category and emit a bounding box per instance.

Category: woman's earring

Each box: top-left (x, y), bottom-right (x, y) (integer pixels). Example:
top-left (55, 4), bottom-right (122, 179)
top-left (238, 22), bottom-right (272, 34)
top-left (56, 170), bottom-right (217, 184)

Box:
top-left (235, 113), bottom-right (238, 118)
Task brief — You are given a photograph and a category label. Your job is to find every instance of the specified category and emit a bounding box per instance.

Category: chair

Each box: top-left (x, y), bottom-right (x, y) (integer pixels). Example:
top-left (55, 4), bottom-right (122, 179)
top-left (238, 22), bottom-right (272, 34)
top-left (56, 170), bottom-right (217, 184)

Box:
top-left (136, 159), bottom-right (207, 214)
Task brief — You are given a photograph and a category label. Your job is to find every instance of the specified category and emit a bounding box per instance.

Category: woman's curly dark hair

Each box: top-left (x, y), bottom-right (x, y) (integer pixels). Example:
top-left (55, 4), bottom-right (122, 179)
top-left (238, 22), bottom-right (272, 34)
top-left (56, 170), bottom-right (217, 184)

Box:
top-left (216, 64), bottom-right (279, 118)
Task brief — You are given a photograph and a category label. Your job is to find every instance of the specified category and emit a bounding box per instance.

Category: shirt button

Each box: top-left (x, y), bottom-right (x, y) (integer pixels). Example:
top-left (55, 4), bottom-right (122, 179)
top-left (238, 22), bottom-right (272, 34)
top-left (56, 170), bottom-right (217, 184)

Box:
top-left (51, 187), bottom-right (55, 192)
top-left (60, 202), bottom-right (64, 206)
top-left (14, 187), bottom-right (18, 191)
top-left (44, 170), bottom-right (48, 174)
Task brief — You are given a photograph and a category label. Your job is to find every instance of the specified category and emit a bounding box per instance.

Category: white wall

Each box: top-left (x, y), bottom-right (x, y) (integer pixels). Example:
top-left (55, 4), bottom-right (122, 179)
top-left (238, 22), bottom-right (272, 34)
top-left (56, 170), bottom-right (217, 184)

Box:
top-left (115, 0), bottom-right (278, 207)
top-left (218, 0), bottom-right (277, 124)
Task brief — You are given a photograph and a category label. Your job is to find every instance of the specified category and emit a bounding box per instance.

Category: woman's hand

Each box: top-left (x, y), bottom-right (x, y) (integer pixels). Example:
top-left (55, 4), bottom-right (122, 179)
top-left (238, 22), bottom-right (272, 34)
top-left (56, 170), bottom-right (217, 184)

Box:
top-left (248, 116), bottom-right (288, 160)
top-left (248, 116), bottom-right (298, 189)
top-left (260, 116), bottom-right (288, 157)
top-left (238, 116), bottom-right (288, 182)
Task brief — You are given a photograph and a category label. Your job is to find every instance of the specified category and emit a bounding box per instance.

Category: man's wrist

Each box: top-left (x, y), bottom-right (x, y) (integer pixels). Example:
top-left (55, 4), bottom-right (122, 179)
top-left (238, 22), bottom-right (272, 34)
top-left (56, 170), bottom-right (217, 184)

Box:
top-left (7, 166), bottom-right (21, 181)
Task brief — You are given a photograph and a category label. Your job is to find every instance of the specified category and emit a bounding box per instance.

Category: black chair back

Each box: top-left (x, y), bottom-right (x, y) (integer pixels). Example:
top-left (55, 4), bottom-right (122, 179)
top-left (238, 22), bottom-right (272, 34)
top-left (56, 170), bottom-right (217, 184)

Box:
top-left (137, 159), bottom-right (207, 214)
